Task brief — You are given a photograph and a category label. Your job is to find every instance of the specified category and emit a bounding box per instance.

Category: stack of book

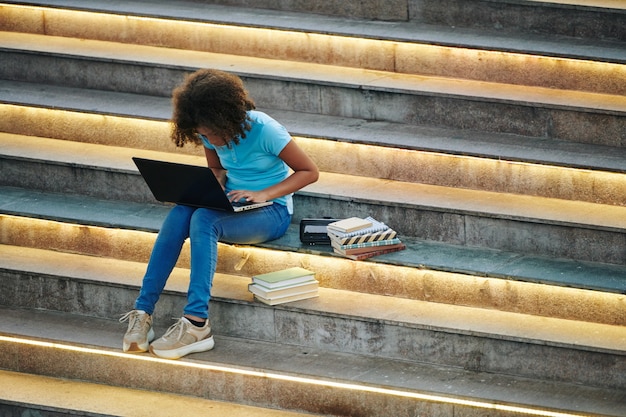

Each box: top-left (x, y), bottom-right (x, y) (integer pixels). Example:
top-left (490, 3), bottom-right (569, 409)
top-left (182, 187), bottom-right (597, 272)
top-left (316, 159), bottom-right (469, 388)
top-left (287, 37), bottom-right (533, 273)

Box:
top-left (248, 267), bottom-right (319, 305)
top-left (327, 216), bottom-right (405, 260)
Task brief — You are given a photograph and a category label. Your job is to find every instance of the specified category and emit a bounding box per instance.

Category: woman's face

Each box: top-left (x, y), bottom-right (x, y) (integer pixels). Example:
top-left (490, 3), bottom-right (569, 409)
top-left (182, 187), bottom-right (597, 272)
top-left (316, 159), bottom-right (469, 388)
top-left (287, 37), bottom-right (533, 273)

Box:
top-left (196, 126), bottom-right (227, 147)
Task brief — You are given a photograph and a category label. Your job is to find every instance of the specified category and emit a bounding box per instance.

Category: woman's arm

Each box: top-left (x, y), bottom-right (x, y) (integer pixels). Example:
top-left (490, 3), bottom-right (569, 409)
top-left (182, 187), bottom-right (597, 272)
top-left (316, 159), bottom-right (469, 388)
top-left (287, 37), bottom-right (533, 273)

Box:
top-left (204, 147), bottom-right (227, 189)
top-left (226, 140), bottom-right (319, 203)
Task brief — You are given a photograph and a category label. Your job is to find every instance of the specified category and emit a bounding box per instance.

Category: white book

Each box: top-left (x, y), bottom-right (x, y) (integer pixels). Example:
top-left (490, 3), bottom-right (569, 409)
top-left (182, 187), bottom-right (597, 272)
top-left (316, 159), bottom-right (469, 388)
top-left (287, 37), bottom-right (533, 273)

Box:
top-left (327, 216), bottom-right (389, 238)
top-left (253, 290), bottom-right (319, 306)
top-left (327, 217), bottom-right (372, 233)
top-left (248, 280), bottom-right (319, 299)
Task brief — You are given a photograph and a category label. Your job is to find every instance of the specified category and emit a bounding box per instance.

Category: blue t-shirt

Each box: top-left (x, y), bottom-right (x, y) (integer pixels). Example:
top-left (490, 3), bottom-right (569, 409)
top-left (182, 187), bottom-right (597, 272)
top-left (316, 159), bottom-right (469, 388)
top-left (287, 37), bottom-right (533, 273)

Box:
top-left (201, 110), bottom-right (293, 213)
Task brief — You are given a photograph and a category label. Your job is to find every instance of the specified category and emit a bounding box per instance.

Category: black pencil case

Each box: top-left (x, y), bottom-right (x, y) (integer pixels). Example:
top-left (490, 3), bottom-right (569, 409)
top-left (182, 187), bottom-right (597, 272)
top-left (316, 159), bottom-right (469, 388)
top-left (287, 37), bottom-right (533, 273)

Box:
top-left (299, 218), bottom-right (339, 245)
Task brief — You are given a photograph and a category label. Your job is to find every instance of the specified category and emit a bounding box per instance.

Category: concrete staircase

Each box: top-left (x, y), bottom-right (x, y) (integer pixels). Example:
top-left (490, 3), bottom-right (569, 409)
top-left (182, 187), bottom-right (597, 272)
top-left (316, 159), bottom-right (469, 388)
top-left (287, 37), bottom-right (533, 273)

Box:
top-left (1, 0), bottom-right (625, 415)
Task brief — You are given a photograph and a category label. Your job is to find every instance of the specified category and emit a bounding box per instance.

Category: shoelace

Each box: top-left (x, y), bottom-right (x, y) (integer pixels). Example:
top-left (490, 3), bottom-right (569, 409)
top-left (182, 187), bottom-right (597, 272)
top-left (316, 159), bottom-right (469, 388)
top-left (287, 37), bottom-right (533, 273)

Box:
top-left (161, 318), bottom-right (189, 341)
top-left (119, 311), bottom-right (145, 333)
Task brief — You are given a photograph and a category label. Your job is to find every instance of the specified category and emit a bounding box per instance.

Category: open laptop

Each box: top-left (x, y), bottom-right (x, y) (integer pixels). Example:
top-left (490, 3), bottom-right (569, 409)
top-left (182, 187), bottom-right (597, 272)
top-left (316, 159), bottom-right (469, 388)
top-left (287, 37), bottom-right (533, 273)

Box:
top-left (133, 157), bottom-right (273, 212)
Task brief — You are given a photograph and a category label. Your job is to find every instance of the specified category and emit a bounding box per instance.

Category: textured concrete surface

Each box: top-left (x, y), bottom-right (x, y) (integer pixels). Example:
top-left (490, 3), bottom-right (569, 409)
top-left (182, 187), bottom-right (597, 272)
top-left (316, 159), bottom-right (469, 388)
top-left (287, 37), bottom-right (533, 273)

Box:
top-left (3, 135), bottom-right (626, 264)
top-left (1, 185), bottom-right (626, 297)
top-left (1, 244), bottom-right (625, 389)
top-left (0, 370), bottom-right (314, 417)
top-left (0, 307), bottom-right (625, 416)
top-left (1, 32), bottom-right (624, 146)
top-left (4, 0), bottom-right (626, 53)
top-left (3, 80), bottom-right (626, 174)
top-left (2, 2), bottom-right (625, 94)
top-left (0, 1), bottom-right (624, 416)
top-left (3, 120), bottom-right (626, 211)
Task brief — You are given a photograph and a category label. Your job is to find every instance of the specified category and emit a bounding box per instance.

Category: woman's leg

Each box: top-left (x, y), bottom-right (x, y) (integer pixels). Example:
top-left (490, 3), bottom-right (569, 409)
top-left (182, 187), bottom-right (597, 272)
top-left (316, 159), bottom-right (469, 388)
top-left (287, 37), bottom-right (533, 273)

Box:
top-left (184, 203), bottom-right (291, 319)
top-left (134, 205), bottom-right (196, 314)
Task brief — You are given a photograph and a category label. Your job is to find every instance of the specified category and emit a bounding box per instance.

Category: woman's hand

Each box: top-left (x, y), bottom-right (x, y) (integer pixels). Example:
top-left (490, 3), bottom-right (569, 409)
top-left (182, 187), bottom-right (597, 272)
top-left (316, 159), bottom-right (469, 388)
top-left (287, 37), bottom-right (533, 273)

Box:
top-left (227, 189), bottom-right (269, 203)
top-left (205, 137), bottom-right (319, 203)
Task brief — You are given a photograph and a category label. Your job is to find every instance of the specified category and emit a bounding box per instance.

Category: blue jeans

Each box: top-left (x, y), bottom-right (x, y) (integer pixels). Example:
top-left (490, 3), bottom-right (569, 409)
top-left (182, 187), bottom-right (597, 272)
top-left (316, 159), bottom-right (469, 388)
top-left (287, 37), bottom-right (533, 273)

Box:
top-left (135, 203), bottom-right (291, 318)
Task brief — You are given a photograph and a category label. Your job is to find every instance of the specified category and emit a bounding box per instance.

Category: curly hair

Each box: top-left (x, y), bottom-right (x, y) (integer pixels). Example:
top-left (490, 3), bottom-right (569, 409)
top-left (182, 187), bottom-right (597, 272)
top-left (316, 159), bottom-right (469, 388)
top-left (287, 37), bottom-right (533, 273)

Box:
top-left (170, 69), bottom-right (256, 147)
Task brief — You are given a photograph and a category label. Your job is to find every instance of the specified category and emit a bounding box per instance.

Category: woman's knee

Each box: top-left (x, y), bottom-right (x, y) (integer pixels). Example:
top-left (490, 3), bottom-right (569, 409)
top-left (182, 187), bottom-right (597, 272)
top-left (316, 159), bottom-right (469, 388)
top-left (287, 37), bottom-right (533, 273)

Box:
top-left (160, 205), bottom-right (196, 238)
top-left (164, 205), bottom-right (196, 227)
top-left (171, 204), bottom-right (196, 218)
top-left (189, 209), bottom-right (223, 239)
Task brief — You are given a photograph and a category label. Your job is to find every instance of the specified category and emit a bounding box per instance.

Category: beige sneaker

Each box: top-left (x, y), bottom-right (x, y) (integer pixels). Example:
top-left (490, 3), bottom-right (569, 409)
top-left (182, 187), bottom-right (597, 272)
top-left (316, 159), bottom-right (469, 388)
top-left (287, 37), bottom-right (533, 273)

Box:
top-left (149, 317), bottom-right (214, 360)
top-left (120, 310), bottom-right (155, 353)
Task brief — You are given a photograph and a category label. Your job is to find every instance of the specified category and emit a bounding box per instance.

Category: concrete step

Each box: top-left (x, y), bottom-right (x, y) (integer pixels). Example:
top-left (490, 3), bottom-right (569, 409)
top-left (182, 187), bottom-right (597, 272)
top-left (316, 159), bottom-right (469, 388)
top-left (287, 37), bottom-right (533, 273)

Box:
top-left (2, 134), bottom-right (626, 265)
top-left (2, 2), bottom-right (624, 415)
top-left (1, 2), bottom-right (625, 94)
top-left (408, 0), bottom-right (626, 41)
top-left (0, 79), bottom-right (622, 174)
top-left (3, 83), bottom-right (626, 206)
top-left (1, 32), bottom-right (624, 146)
top-left (5, 1), bottom-right (625, 56)
top-left (117, 0), bottom-right (624, 42)
top-left (0, 370), bottom-right (316, 417)
top-left (0, 247), bottom-right (625, 394)
top-left (1, 308), bottom-right (624, 417)
top-left (1, 187), bottom-right (626, 326)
